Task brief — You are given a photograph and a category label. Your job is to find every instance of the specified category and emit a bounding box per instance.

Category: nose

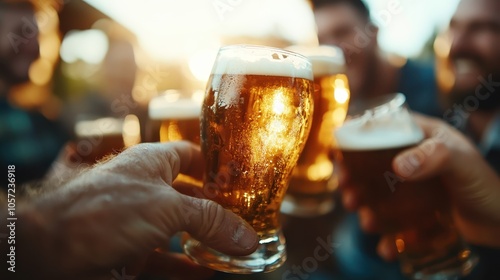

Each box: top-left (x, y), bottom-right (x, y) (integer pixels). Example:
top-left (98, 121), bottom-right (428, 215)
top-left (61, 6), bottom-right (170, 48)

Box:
top-left (449, 29), bottom-right (473, 59)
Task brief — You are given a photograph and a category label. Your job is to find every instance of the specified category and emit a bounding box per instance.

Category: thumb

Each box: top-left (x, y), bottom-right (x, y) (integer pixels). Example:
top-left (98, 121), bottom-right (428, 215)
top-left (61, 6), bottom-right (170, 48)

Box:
top-left (392, 138), bottom-right (450, 181)
top-left (392, 136), bottom-right (500, 222)
top-left (173, 194), bottom-right (259, 256)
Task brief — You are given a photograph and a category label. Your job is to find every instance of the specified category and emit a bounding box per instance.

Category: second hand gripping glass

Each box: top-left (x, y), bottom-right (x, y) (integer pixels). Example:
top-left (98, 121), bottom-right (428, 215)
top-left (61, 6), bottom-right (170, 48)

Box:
top-left (334, 93), bottom-right (478, 279)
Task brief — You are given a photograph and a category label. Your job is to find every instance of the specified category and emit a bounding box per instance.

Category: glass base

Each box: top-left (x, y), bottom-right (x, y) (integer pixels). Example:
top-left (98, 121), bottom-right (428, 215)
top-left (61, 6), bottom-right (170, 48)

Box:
top-left (182, 229), bottom-right (287, 274)
top-left (280, 193), bottom-right (335, 217)
top-left (403, 250), bottom-right (479, 280)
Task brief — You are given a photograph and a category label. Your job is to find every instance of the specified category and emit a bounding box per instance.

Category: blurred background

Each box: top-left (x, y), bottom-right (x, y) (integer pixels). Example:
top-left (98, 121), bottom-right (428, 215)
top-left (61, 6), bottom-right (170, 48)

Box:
top-left (9, 0), bottom-right (459, 122)
top-left (2, 1), bottom-right (497, 279)
top-left (2, 0), bottom-right (459, 182)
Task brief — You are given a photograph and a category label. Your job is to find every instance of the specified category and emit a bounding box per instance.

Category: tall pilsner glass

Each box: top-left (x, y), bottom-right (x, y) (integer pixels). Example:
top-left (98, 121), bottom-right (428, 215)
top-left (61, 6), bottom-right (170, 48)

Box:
top-left (334, 93), bottom-right (477, 279)
top-left (183, 45), bottom-right (314, 273)
top-left (148, 90), bottom-right (203, 144)
top-left (282, 45), bottom-right (350, 217)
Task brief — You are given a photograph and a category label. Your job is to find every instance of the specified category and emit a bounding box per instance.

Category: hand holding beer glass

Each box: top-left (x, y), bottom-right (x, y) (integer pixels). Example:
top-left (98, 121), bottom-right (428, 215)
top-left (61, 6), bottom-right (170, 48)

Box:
top-left (182, 45), bottom-right (314, 273)
top-left (334, 93), bottom-right (477, 279)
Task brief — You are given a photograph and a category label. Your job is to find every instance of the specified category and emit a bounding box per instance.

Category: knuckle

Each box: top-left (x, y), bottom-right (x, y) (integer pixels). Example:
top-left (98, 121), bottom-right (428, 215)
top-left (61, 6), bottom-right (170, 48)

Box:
top-left (197, 199), bottom-right (228, 238)
top-left (432, 140), bottom-right (451, 163)
top-left (163, 149), bottom-right (180, 171)
top-left (123, 142), bottom-right (157, 157)
top-left (419, 139), bottom-right (437, 156)
top-left (119, 143), bottom-right (165, 174)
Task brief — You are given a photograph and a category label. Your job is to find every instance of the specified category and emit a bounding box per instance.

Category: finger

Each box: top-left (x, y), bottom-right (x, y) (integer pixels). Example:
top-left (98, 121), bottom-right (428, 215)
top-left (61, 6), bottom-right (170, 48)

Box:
top-left (159, 141), bottom-right (205, 182)
top-left (160, 142), bottom-right (258, 255)
top-left (140, 251), bottom-right (215, 280)
top-left (392, 138), bottom-right (451, 181)
top-left (377, 235), bottom-right (398, 262)
top-left (117, 142), bottom-right (258, 256)
top-left (172, 193), bottom-right (259, 256)
top-left (101, 142), bottom-right (204, 185)
top-left (172, 180), bottom-right (205, 198)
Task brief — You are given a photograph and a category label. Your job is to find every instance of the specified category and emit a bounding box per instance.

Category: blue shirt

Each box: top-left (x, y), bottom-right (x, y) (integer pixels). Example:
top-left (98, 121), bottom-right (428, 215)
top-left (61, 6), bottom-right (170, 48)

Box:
top-left (0, 98), bottom-right (67, 186)
top-left (398, 59), bottom-right (442, 118)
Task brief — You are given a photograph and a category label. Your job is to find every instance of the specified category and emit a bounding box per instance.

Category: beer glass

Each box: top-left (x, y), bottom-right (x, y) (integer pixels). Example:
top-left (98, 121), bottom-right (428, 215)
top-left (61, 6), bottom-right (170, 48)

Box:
top-left (282, 45), bottom-right (350, 217)
top-left (74, 117), bottom-right (125, 164)
top-left (334, 93), bottom-right (477, 279)
top-left (148, 90), bottom-right (204, 188)
top-left (183, 45), bottom-right (314, 273)
top-left (148, 90), bottom-right (203, 144)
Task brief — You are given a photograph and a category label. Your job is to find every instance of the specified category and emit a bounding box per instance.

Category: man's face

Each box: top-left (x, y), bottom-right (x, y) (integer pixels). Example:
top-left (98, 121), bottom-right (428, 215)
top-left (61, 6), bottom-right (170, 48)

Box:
top-left (0, 6), bottom-right (39, 85)
top-left (314, 3), bottom-right (377, 67)
top-left (448, 0), bottom-right (500, 103)
top-left (314, 3), bottom-right (378, 101)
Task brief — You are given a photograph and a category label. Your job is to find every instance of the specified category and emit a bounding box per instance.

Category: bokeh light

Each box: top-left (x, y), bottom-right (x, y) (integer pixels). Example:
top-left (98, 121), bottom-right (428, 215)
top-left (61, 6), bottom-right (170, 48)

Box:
top-left (60, 29), bottom-right (109, 64)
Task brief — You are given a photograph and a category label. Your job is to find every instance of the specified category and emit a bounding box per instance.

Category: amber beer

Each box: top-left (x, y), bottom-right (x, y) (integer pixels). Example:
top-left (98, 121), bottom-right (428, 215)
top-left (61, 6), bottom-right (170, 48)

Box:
top-left (334, 93), bottom-right (476, 278)
top-left (148, 93), bottom-right (202, 144)
top-left (183, 45), bottom-right (314, 274)
top-left (284, 45), bottom-right (350, 216)
top-left (202, 75), bottom-right (313, 232)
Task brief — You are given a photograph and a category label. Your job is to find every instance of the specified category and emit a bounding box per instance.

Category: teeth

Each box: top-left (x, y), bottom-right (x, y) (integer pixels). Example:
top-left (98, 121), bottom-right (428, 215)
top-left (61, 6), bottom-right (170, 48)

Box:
top-left (454, 59), bottom-right (478, 75)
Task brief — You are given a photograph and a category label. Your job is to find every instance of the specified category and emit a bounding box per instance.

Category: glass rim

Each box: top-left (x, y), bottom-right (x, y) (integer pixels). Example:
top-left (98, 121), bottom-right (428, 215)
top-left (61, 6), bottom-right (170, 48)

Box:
top-left (347, 92), bottom-right (406, 119)
top-left (287, 44), bottom-right (344, 59)
top-left (218, 44), bottom-right (311, 64)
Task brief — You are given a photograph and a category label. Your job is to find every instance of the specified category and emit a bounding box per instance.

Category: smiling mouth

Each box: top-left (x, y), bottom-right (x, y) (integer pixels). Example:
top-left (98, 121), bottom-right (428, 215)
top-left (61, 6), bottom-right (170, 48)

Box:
top-left (453, 59), bottom-right (481, 75)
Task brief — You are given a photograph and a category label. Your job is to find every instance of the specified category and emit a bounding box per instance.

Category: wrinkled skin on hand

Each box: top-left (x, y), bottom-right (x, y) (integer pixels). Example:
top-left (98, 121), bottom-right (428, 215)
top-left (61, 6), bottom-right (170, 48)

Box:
top-left (339, 114), bottom-right (500, 260)
top-left (3, 142), bottom-right (258, 280)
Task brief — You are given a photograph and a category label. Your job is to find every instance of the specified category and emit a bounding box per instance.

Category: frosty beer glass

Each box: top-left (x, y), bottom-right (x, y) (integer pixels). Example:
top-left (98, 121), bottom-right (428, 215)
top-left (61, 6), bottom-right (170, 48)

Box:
top-left (183, 45), bottom-right (314, 273)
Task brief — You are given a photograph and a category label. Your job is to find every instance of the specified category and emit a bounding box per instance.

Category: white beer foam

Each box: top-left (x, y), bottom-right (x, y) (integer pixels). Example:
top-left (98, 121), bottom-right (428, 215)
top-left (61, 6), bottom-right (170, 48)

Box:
top-left (149, 95), bottom-right (202, 120)
top-left (310, 56), bottom-right (345, 76)
top-left (212, 48), bottom-right (313, 80)
top-left (287, 45), bottom-right (345, 76)
top-left (335, 111), bottom-right (424, 151)
top-left (75, 117), bottom-right (123, 137)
